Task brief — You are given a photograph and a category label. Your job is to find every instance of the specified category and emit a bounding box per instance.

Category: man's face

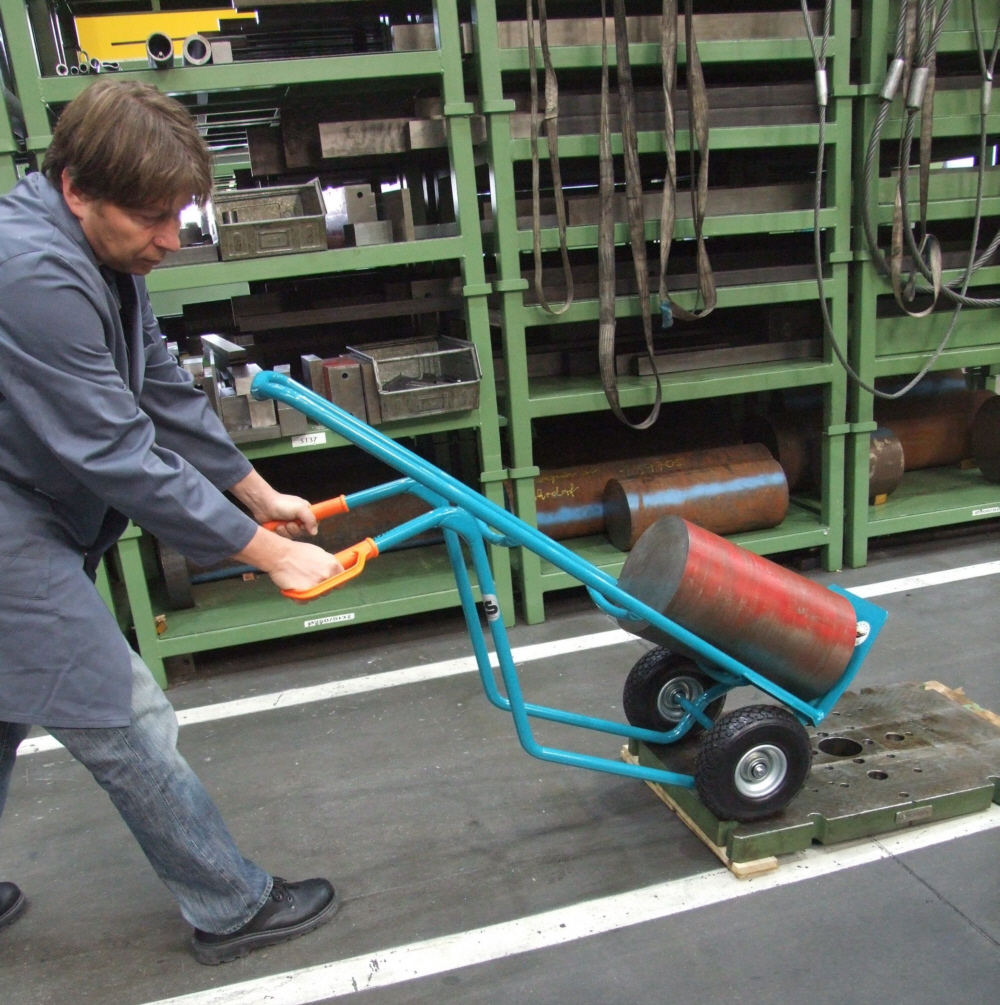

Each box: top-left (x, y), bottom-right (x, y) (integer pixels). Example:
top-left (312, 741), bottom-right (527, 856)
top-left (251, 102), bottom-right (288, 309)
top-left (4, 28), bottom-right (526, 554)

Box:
top-left (61, 170), bottom-right (190, 275)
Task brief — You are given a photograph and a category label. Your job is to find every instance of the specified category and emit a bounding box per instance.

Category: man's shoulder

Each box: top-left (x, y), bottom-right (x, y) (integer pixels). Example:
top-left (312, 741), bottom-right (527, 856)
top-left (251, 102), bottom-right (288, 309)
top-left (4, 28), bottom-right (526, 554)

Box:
top-left (0, 175), bottom-right (83, 276)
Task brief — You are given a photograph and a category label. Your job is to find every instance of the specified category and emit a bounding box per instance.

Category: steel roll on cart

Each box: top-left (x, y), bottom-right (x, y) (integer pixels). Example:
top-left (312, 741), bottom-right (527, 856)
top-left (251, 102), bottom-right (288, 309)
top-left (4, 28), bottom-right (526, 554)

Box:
top-left (252, 372), bottom-right (888, 822)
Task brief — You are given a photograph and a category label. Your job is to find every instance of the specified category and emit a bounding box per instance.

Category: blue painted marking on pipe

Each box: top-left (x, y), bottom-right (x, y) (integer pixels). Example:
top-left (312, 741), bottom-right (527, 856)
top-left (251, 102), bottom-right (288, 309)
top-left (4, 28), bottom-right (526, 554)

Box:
top-left (536, 503), bottom-right (603, 528)
top-left (624, 470), bottom-right (787, 510)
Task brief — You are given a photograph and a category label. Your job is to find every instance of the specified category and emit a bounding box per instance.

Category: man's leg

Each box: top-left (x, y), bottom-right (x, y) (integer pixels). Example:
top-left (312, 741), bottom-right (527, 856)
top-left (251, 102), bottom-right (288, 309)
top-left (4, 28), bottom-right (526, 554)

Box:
top-left (0, 720), bottom-right (32, 929)
top-left (47, 651), bottom-right (272, 934)
top-left (0, 720), bottom-right (31, 816)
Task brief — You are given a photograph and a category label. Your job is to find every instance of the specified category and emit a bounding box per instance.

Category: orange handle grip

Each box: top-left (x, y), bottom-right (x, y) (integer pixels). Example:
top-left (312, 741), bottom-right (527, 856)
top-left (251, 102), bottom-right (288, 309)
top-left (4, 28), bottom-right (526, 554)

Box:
top-left (280, 538), bottom-right (379, 602)
top-left (262, 495), bottom-right (348, 533)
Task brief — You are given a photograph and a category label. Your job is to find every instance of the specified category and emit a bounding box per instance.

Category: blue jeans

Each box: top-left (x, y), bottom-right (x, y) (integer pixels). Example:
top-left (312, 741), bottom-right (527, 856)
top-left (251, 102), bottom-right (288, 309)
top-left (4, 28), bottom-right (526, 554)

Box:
top-left (0, 650), bottom-right (271, 934)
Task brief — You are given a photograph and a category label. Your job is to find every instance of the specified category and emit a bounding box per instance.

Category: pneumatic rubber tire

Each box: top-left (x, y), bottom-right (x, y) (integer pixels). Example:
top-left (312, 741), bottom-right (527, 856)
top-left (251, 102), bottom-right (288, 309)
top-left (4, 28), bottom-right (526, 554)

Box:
top-left (622, 648), bottom-right (727, 735)
top-left (694, 705), bottom-right (812, 822)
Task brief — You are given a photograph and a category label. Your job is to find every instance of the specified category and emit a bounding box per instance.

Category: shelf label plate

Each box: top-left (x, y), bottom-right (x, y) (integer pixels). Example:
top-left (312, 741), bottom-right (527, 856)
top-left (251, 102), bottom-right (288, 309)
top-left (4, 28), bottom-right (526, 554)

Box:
top-left (292, 431), bottom-right (327, 449)
top-left (304, 612), bottom-right (355, 628)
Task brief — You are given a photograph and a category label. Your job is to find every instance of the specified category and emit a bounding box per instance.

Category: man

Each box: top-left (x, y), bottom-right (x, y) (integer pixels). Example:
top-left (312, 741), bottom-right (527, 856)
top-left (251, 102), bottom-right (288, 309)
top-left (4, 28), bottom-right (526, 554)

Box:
top-left (0, 79), bottom-right (344, 964)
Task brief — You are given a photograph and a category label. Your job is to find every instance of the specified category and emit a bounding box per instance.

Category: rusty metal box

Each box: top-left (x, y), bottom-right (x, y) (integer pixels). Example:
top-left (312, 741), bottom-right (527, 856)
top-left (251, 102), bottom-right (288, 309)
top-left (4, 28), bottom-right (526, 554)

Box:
top-left (214, 179), bottom-right (327, 261)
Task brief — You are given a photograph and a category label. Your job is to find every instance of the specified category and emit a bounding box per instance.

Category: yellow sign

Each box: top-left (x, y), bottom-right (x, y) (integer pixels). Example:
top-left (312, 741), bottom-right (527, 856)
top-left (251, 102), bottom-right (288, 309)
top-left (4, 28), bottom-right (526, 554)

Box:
top-left (74, 10), bottom-right (258, 64)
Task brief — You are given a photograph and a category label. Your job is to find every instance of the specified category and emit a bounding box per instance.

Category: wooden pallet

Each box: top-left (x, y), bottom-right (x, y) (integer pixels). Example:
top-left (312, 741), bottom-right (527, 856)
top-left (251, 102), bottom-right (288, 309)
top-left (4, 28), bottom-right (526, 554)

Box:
top-left (623, 682), bottom-right (1000, 880)
top-left (621, 744), bottom-right (779, 879)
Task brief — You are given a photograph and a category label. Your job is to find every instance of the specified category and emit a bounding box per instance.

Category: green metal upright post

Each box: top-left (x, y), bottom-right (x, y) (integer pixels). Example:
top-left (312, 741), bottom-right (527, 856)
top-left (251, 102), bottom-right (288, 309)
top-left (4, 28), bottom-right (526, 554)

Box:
top-left (471, 0), bottom-right (546, 622)
top-left (0, 92), bottom-right (17, 192)
top-left (0, 0), bottom-right (50, 158)
top-left (436, 0), bottom-right (515, 624)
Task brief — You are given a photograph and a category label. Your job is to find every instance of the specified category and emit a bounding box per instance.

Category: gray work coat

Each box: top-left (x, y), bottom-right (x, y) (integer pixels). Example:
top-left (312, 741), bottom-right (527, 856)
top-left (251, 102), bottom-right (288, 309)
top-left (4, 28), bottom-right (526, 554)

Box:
top-left (0, 173), bottom-right (259, 728)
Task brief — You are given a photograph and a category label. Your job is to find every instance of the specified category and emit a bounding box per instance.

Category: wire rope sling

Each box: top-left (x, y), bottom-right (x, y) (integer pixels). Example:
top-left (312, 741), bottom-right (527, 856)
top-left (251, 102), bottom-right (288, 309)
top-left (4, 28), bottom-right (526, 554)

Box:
top-left (803, 0), bottom-right (1000, 401)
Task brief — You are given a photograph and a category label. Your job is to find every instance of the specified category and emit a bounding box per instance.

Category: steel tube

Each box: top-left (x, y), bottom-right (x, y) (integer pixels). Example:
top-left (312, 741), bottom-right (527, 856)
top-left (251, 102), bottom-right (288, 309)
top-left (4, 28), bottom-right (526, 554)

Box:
top-left (602, 458), bottom-right (788, 550)
top-left (527, 443), bottom-right (773, 540)
top-left (146, 33), bottom-right (174, 70)
top-left (868, 427), bottom-right (905, 500)
top-left (183, 34), bottom-right (212, 67)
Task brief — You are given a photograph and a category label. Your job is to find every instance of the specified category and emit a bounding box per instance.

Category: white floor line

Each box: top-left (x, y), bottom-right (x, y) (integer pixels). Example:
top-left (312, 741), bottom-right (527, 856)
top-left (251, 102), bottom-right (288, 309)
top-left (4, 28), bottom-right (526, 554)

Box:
top-left (16, 630), bottom-right (638, 757)
top-left (19, 555), bottom-right (1000, 759)
top-left (846, 559), bottom-right (1000, 598)
top-left (140, 805), bottom-right (1000, 1005)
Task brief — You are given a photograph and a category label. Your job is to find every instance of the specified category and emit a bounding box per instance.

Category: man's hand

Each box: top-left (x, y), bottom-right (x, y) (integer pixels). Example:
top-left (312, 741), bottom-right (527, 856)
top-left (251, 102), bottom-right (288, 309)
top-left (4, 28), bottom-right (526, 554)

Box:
top-left (229, 469), bottom-right (319, 538)
top-left (235, 528), bottom-right (344, 593)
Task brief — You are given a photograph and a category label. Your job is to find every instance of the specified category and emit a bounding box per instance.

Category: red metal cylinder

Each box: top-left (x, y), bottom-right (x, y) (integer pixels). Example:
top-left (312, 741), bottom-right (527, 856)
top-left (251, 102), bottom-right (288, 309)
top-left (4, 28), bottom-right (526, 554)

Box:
top-left (527, 443), bottom-right (773, 540)
top-left (602, 458), bottom-right (788, 550)
top-left (616, 517), bottom-right (858, 700)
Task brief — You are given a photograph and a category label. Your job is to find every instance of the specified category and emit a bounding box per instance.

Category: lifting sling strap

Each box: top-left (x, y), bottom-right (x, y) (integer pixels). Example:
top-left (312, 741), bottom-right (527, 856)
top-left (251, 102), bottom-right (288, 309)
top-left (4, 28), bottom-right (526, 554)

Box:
top-left (527, 0), bottom-right (574, 314)
top-left (598, 0), bottom-right (714, 428)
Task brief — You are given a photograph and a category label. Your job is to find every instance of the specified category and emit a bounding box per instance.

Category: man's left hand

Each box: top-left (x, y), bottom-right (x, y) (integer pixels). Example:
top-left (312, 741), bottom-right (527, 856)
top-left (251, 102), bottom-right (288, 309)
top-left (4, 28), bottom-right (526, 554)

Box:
top-left (257, 492), bottom-right (319, 538)
top-left (229, 470), bottom-right (320, 538)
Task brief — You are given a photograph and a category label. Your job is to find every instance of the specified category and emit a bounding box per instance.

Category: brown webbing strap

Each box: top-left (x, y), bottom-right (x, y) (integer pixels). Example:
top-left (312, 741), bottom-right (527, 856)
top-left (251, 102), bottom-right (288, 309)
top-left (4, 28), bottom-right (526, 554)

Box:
top-left (598, 0), bottom-right (662, 429)
top-left (658, 0), bottom-right (716, 326)
top-left (527, 0), bottom-right (574, 314)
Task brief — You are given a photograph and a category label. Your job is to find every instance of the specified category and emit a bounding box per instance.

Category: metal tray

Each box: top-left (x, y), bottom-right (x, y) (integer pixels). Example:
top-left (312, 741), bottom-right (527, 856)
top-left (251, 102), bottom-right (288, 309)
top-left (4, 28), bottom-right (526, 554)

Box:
top-left (213, 179), bottom-right (327, 261)
top-left (347, 336), bottom-right (481, 421)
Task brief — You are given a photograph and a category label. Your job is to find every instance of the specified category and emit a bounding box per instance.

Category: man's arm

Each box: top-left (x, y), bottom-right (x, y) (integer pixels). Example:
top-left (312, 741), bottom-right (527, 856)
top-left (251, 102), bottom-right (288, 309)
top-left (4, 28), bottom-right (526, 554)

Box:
top-left (0, 255), bottom-right (341, 592)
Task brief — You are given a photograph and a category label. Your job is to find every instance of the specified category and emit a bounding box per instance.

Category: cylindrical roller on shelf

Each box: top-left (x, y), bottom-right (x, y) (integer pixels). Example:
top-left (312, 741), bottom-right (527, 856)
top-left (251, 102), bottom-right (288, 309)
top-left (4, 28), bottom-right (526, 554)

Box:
top-left (602, 458), bottom-right (788, 551)
top-left (970, 394), bottom-right (1000, 482)
top-left (740, 412), bottom-right (814, 491)
top-left (615, 517), bottom-right (858, 701)
top-left (868, 427), bottom-right (905, 501)
top-left (146, 32), bottom-right (174, 70)
top-left (528, 443), bottom-right (773, 540)
top-left (874, 385), bottom-right (993, 471)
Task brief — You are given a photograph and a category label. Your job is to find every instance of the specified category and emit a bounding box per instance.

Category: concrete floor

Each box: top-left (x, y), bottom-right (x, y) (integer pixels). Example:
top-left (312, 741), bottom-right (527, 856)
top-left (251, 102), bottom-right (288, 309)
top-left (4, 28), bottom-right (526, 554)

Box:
top-left (1, 527), bottom-right (999, 1003)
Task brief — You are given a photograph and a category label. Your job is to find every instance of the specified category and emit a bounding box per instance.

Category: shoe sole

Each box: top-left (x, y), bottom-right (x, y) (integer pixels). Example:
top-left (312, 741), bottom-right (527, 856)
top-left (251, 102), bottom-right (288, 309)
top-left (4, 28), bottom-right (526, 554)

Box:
top-left (0, 890), bottom-right (27, 932)
top-left (192, 890), bottom-right (341, 965)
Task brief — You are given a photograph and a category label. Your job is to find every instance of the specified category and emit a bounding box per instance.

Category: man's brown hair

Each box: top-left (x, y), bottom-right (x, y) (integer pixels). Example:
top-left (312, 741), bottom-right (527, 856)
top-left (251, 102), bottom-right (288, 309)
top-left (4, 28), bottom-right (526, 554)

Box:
top-left (42, 79), bottom-right (213, 209)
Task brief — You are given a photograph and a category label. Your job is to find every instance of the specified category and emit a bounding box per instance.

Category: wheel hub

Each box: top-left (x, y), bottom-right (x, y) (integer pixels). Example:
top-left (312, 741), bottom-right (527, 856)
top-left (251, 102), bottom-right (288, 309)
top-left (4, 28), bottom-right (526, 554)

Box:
top-left (734, 744), bottom-right (788, 799)
top-left (656, 675), bottom-right (705, 724)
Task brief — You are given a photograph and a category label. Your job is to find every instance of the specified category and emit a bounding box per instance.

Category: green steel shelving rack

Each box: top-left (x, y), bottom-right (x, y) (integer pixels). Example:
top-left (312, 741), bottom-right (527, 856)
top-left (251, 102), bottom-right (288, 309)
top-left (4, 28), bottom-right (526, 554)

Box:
top-left (0, 8), bottom-right (19, 191)
top-left (0, 95), bottom-right (17, 191)
top-left (470, 0), bottom-right (855, 623)
top-left (0, 0), bottom-right (515, 684)
top-left (845, 0), bottom-right (1000, 567)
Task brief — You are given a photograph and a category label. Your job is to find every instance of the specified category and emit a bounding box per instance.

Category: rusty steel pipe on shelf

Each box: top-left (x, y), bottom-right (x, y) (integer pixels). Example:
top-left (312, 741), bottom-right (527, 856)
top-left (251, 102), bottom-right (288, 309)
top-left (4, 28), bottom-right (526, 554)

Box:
top-left (602, 457), bottom-right (788, 550)
top-left (970, 394), bottom-right (1000, 482)
top-left (875, 389), bottom-right (992, 471)
top-left (741, 412), bottom-right (813, 491)
top-left (868, 427), bottom-right (905, 501)
top-left (523, 443), bottom-right (773, 540)
top-left (615, 516), bottom-right (858, 701)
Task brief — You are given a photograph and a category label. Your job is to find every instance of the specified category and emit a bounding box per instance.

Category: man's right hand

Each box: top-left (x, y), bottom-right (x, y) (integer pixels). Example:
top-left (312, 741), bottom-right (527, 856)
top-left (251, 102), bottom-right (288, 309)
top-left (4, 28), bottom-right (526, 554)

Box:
top-left (234, 527), bottom-right (344, 593)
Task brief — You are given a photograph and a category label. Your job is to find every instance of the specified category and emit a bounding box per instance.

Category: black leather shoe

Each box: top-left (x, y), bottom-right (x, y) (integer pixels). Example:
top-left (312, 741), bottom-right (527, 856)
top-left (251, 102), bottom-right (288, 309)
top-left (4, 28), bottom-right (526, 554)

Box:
top-left (0, 882), bottom-right (26, 931)
top-left (191, 878), bottom-right (339, 965)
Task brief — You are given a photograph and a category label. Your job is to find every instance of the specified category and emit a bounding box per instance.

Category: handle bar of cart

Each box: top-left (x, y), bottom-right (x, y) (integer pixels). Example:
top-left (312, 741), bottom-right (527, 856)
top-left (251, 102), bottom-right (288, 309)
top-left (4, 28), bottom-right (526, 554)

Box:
top-left (252, 372), bottom-right (887, 792)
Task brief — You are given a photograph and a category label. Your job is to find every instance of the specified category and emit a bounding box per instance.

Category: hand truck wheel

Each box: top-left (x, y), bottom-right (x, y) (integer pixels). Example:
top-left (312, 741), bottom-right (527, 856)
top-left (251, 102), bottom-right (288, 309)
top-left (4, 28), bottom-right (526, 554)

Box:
top-left (694, 705), bottom-right (812, 822)
top-left (622, 647), bottom-right (727, 735)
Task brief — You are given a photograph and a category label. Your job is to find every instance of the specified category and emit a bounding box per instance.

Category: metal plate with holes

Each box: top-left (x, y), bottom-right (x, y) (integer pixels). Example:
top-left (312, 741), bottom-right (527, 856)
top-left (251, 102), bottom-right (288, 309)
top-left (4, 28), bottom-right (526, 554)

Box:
top-left (632, 683), bottom-right (1000, 864)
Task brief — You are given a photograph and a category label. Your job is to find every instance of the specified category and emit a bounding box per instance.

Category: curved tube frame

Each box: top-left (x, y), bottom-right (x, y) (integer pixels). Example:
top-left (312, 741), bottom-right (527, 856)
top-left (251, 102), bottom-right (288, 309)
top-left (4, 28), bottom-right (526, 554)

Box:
top-left (253, 372), bottom-right (888, 790)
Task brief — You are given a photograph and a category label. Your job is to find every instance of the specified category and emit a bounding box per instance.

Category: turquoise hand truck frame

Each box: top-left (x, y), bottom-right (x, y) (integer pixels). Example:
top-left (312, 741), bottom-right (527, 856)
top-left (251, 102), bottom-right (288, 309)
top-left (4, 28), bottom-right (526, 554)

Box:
top-left (253, 371), bottom-right (887, 817)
